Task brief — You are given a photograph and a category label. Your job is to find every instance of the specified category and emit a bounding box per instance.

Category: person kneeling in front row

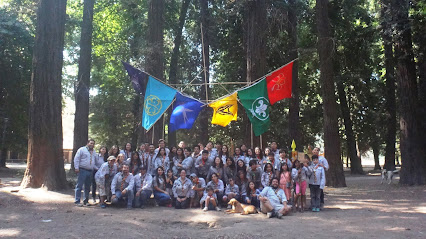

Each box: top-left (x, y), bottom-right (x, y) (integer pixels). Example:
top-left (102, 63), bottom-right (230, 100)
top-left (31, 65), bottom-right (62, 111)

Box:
top-left (258, 177), bottom-right (290, 218)
top-left (111, 163), bottom-right (134, 209)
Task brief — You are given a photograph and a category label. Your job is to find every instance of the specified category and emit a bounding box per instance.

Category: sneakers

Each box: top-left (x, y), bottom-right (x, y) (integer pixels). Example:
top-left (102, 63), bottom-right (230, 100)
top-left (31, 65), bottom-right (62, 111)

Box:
top-left (316, 208), bottom-right (320, 212)
top-left (203, 207), bottom-right (208, 211)
top-left (267, 212), bottom-right (274, 218)
top-left (312, 208), bottom-right (316, 212)
top-left (277, 212), bottom-right (283, 219)
top-left (75, 202), bottom-right (83, 207)
top-left (215, 207), bottom-right (221, 211)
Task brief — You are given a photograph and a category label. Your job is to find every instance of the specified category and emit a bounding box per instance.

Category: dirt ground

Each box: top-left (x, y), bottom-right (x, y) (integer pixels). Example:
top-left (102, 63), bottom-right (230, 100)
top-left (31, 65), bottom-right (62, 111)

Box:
top-left (0, 163), bottom-right (425, 239)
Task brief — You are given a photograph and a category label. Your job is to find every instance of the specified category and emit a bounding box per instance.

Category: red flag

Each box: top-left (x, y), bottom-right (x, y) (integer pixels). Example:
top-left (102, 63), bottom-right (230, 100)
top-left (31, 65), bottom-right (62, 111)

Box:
top-left (266, 61), bottom-right (294, 105)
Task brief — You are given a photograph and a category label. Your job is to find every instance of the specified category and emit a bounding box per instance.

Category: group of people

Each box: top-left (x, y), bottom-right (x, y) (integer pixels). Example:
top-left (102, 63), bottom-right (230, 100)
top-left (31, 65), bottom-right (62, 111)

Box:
top-left (73, 138), bottom-right (328, 218)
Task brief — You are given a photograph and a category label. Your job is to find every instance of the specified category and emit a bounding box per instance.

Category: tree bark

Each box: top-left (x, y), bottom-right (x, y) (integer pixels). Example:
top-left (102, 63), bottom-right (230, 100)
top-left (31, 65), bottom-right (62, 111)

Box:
top-left (315, 0), bottom-right (346, 187)
top-left (244, 0), bottom-right (267, 148)
top-left (146, 0), bottom-right (165, 144)
top-left (392, 0), bottom-right (424, 185)
top-left (72, 0), bottom-right (95, 171)
top-left (21, 0), bottom-right (68, 190)
top-left (168, 0), bottom-right (190, 147)
top-left (372, 141), bottom-right (381, 170)
top-left (199, 0), bottom-right (210, 145)
top-left (287, 0), bottom-right (301, 151)
top-left (336, 78), bottom-right (363, 174)
top-left (380, 0), bottom-right (396, 171)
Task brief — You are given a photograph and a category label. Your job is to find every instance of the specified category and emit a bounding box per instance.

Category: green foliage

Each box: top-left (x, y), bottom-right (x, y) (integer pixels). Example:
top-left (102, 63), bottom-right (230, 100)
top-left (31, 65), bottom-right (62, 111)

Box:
top-left (0, 7), bottom-right (33, 153)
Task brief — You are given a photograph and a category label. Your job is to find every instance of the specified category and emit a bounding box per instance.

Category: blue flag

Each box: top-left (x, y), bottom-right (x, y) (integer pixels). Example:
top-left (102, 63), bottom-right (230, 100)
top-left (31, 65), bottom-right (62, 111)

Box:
top-left (169, 92), bottom-right (204, 132)
top-left (122, 61), bottom-right (148, 95)
top-left (142, 77), bottom-right (177, 131)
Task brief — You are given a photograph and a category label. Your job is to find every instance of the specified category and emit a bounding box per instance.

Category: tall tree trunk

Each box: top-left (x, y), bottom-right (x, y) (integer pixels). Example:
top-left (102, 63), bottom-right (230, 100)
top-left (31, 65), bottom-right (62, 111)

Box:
top-left (336, 78), bottom-right (363, 174)
top-left (146, 0), bottom-right (165, 144)
top-left (372, 141), bottom-right (381, 170)
top-left (131, 94), bottom-right (139, 151)
top-left (199, 0), bottom-right (210, 145)
top-left (168, 0), bottom-right (190, 147)
top-left (287, 0), bottom-right (301, 151)
top-left (72, 0), bottom-right (95, 171)
top-left (21, 0), bottom-right (68, 190)
top-left (392, 0), bottom-right (424, 185)
top-left (380, 0), bottom-right (396, 171)
top-left (244, 0), bottom-right (267, 148)
top-left (315, 0), bottom-right (346, 187)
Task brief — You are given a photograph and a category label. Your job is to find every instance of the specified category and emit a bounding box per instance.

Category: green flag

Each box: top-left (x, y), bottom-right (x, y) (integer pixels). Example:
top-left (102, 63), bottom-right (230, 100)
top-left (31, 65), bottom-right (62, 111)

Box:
top-left (238, 79), bottom-right (271, 136)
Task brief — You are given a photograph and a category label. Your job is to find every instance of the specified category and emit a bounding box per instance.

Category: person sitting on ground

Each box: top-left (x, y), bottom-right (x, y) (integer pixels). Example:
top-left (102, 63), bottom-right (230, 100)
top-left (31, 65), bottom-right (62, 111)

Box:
top-left (206, 156), bottom-right (226, 183)
top-left (247, 160), bottom-right (263, 189)
top-left (133, 166), bottom-right (153, 209)
top-left (111, 163), bottom-right (134, 209)
top-left (223, 178), bottom-right (239, 209)
top-left (153, 166), bottom-right (172, 207)
top-left (172, 169), bottom-right (193, 209)
top-left (308, 155), bottom-right (326, 212)
top-left (95, 156), bottom-right (117, 208)
top-left (205, 173), bottom-right (224, 208)
top-left (195, 150), bottom-right (210, 179)
top-left (258, 177), bottom-right (290, 219)
top-left (201, 186), bottom-right (220, 211)
top-left (245, 181), bottom-right (261, 209)
top-left (189, 173), bottom-right (206, 208)
top-left (261, 163), bottom-right (274, 189)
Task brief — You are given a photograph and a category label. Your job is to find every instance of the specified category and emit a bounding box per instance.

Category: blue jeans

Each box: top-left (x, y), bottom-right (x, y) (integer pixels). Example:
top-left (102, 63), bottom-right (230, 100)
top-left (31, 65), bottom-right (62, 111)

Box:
top-left (153, 191), bottom-right (171, 205)
top-left (246, 195), bottom-right (260, 208)
top-left (311, 185), bottom-right (321, 208)
top-left (134, 190), bottom-right (152, 207)
top-left (112, 189), bottom-right (134, 207)
top-left (75, 168), bottom-right (92, 204)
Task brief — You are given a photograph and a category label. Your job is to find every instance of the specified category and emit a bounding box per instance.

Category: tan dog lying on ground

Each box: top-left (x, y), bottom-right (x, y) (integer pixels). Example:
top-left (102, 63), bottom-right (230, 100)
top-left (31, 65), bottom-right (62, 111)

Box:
top-left (225, 198), bottom-right (258, 215)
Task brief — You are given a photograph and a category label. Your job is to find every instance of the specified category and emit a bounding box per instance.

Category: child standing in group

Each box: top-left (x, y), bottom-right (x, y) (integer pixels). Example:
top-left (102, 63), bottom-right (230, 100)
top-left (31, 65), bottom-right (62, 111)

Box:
top-left (291, 159), bottom-right (309, 212)
top-left (278, 163), bottom-right (292, 205)
top-left (308, 155), bottom-right (325, 212)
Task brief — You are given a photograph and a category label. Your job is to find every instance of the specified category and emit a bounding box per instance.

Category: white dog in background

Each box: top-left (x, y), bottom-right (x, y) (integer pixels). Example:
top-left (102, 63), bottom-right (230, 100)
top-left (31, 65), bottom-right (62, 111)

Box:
top-left (381, 169), bottom-right (399, 184)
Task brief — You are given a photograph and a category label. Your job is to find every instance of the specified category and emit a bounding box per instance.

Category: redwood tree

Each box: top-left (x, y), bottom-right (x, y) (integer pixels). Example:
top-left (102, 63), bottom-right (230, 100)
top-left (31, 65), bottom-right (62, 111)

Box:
top-left (72, 0), bottom-right (95, 170)
top-left (145, 0), bottom-right (165, 143)
top-left (244, 0), bottom-right (266, 148)
top-left (392, 0), bottom-right (424, 185)
top-left (21, 0), bottom-right (68, 190)
top-left (315, 0), bottom-right (346, 187)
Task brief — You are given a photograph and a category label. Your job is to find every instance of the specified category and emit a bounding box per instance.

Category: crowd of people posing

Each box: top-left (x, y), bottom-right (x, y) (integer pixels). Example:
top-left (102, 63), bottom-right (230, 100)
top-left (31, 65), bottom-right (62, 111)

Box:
top-left (74, 138), bottom-right (329, 219)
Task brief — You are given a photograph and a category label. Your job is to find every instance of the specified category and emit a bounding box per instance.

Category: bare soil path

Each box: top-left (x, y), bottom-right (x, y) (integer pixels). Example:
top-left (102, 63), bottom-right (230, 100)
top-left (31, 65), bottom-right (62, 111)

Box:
top-left (1, 163), bottom-right (425, 239)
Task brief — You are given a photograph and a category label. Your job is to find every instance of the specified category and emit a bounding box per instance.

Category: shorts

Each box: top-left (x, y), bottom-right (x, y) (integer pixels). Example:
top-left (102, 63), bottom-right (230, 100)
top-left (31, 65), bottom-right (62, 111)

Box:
top-left (295, 181), bottom-right (307, 195)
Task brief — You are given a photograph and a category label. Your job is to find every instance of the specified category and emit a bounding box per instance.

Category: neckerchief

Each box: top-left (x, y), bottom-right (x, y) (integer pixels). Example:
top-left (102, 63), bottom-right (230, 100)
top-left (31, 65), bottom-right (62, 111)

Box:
top-left (273, 187), bottom-right (282, 203)
top-left (87, 146), bottom-right (94, 165)
top-left (120, 173), bottom-right (128, 191)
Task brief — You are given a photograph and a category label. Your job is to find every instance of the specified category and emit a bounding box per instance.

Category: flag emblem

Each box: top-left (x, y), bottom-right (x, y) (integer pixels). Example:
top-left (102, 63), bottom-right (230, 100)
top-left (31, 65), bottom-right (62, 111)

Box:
top-left (217, 105), bottom-right (234, 116)
top-left (144, 95), bottom-right (162, 116)
top-left (250, 97), bottom-right (269, 121)
top-left (271, 73), bottom-right (287, 91)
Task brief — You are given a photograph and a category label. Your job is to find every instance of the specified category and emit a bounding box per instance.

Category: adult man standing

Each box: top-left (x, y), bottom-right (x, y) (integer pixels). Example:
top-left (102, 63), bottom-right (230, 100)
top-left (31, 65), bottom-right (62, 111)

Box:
top-left (134, 166), bottom-right (153, 209)
top-left (111, 163), bottom-right (134, 209)
top-left (74, 139), bottom-right (98, 206)
top-left (147, 144), bottom-right (157, 176)
top-left (155, 139), bottom-right (170, 156)
top-left (312, 147), bottom-right (329, 208)
top-left (258, 177), bottom-right (290, 219)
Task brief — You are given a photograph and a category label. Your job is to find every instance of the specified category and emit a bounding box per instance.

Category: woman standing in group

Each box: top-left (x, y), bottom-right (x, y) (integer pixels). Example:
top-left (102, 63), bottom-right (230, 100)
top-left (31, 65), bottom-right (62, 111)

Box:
top-left (224, 157), bottom-right (236, 183)
top-left (120, 143), bottom-right (132, 160)
top-left (154, 147), bottom-right (170, 172)
top-left (129, 151), bottom-right (141, 175)
top-left (254, 147), bottom-right (263, 167)
top-left (109, 145), bottom-right (119, 158)
top-left (219, 145), bottom-right (229, 165)
top-left (98, 146), bottom-right (108, 162)
top-left (172, 147), bottom-right (185, 176)
top-left (207, 156), bottom-right (226, 183)
top-left (153, 166), bottom-right (172, 207)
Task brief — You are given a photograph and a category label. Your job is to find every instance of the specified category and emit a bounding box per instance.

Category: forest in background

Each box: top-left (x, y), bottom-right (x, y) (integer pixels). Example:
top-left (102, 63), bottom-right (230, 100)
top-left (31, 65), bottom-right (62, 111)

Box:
top-left (0, 0), bottom-right (424, 189)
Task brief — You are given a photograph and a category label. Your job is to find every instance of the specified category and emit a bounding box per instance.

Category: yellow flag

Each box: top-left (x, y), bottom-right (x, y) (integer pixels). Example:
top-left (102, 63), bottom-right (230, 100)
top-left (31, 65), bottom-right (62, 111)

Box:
top-left (209, 92), bottom-right (238, 127)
